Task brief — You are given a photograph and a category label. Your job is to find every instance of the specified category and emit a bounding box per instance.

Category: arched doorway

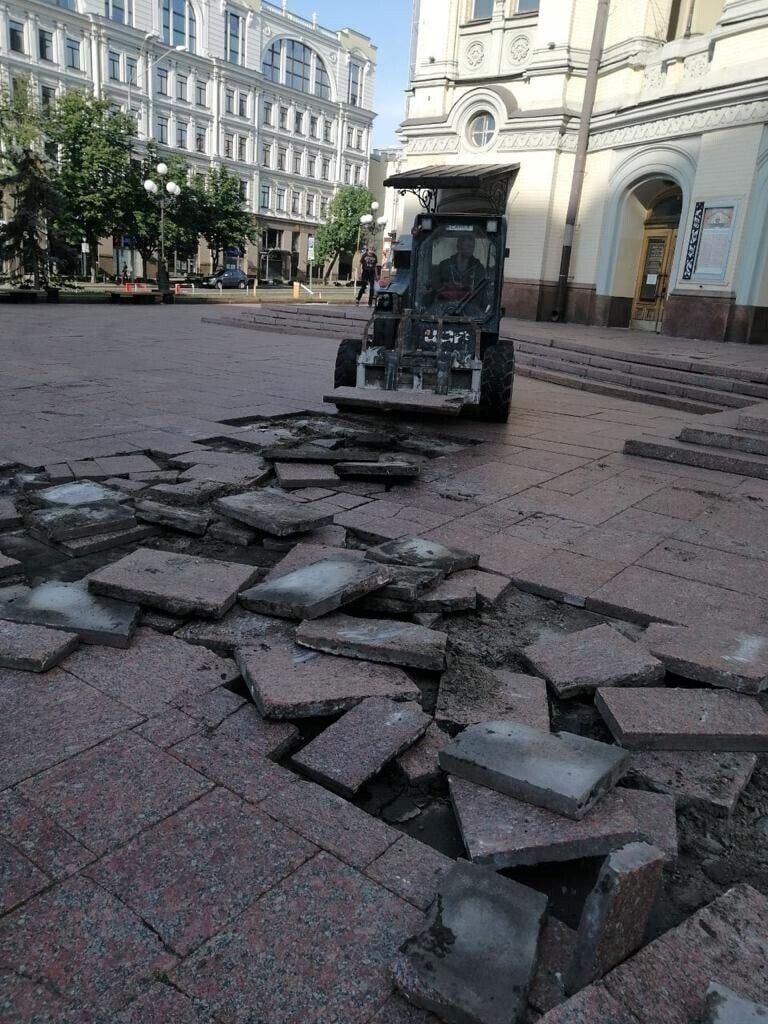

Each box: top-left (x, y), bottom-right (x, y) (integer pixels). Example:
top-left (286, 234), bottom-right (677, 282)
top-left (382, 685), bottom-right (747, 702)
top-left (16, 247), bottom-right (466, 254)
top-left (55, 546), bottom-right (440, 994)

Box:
top-left (628, 183), bottom-right (683, 330)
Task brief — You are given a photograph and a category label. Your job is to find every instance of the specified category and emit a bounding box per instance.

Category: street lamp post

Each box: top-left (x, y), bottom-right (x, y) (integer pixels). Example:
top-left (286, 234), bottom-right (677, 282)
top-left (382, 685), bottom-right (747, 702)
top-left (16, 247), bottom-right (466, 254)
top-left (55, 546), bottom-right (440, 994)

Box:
top-left (355, 200), bottom-right (381, 280)
top-left (143, 162), bottom-right (181, 293)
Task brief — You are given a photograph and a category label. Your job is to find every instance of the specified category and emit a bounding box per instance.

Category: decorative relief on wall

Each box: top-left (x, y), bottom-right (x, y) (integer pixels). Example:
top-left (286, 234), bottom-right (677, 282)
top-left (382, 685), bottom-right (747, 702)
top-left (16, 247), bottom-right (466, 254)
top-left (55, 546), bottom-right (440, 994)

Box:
top-left (407, 136), bottom-right (461, 154)
top-left (683, 53), bottom-right (709, 79)
top-left (643, 65), bottom-right (665, 90)
top-left (465, 41), bottom-right (486, 68)
top-left (590, 100), bottom-right (768, 150)
top-left (498, 131), bottom-right (576, 152)
top-left (508, 35), bottom-right (531, 65)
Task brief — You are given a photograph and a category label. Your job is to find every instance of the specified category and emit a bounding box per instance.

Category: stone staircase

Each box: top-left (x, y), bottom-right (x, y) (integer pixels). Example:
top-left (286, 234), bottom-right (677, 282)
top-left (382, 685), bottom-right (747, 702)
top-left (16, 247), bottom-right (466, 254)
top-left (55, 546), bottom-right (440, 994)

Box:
top-left (510, 335), bottom-right (768, 415)
top-left (202, 304), bottom-right (368, 340)
top-left (625, 402), bottom-right (768, 479)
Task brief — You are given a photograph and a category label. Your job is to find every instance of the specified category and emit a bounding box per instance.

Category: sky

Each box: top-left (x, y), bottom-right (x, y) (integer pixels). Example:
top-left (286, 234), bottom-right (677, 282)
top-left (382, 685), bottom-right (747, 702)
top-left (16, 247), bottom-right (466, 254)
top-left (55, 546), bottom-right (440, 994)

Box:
top-left (283, 0), bottom-right (414, 148)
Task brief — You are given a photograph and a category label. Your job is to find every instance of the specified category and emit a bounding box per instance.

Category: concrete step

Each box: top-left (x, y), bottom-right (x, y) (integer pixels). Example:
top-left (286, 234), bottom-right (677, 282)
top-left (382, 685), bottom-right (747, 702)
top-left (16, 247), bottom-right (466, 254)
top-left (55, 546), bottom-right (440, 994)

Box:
top-left (679, 423), bottom-right (768, 457)
top-left (201, 315), bottom-right (349, 340)
top-left (516, 366), bottom-right (724, 415)
top-left (624, 434), bottom-right (768, 479)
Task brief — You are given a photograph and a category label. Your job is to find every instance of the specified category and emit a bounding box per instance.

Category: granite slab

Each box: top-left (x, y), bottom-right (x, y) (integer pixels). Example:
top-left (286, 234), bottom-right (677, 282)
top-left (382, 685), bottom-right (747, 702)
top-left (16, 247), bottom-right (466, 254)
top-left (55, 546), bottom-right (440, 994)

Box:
top-left (31, 480), bottom-right (129, 509)
top-left (216, 489), bottom-right (334, 536)
top-left (639, 622), bottom-right (768, 694)
top-left (366, 536), bottom-right (480, 572)
top-left (0, 581), bottom-right (139, 648)
top-left (0, 618), bottom-right (78, 672)
top-left (436, 659), bottom-right (550, 731)
top-left (296, 613), bottom-right (448, 671)
top-left (625, 749), bottom-right (757, 816)
top-left (239, 558), bottom-right (393, 619)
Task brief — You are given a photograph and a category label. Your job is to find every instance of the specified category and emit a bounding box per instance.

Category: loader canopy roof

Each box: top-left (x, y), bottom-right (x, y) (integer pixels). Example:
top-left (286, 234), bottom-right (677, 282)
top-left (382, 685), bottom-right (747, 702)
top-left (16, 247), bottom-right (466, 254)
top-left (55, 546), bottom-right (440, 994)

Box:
top-left (383, 164), bottom-right (519, 216)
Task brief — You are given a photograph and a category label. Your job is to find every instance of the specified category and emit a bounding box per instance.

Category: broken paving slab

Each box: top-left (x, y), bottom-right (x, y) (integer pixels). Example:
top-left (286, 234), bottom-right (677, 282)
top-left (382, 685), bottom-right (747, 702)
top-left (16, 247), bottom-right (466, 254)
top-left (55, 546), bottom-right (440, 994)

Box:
top-left (530, 917), bottom-right (578, 1015)
top-left (440, 721), bottom-right (628, 820)
top-left (0, 581), bottom-right (139, 648)
top-left (60, 524), bottom-right (156, 556)
top-left (523, 623), bottom-right (665, 700)
top-left (449, 777), bottom-right (677, 868)
top-left (236, 636), bottom-right (420, 718)
top-left (566, 841), bottom-right (665, 994)
top-left (366, 536), bottom-right (480, 573)
top-left (436, 659), bottom-right (550, 732)
top-left (207, 518), bottom-right (259, 546)
top-left (216, 489), bottom-right (334, 536)
top-left (296, 612), bottom-right (448, 671)
top-left (144, 479), bottom-right (224, 507)
top-left (375, 565), bottom-right (445, 602)
top-left (336, 460), bottom-right (420, 480)
top-left (95, 454), bottom-right (160, 477)
top-left (625, 750), bottom-right (757, 817)
top-left (639, 622), bottom-right (768, 694)
top-left (239, 558), bottom-right (393, 620)
top-left (30, 481), bottom-right (130, 509)
top-left (702, 983), bottom-right (768, 1024)
top-left (25, 505), bottom-right (138, 543)
top-left (396, 722), bottom-right (452, 785)
top-left (264, 443), bottom-right (381, 464)
top-left (0, 619), bottom-right (78, 672)
top-left (0, 498), bottom-right (21, 531)
top-left (174, 606), bottom-right (289, 654)
top-left (595, 687), bottom-right (768, 751)
top-left (417, 573), bottom-right (477, 613)
top-left (265, 542), bottom-right (366, 583)
top-left (0, 554), bottom-right (22, 580)
top-left (393, 861), bottom-right (547, 1024)
top-left (134, 500), bottom-right (212, 536)
top-left (275, 462), bottom-right (341, 490)
top-left (291, 696), bottom-right (430, 796)
top-left (87, 547), bottom-right (260, 619)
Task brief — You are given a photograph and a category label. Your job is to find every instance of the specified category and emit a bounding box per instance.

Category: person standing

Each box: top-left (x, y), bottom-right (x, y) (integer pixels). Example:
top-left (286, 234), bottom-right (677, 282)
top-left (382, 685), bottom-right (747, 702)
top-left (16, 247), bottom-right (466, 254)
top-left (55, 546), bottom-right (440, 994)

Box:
top-left (356, 247), bottom-right (379, 307)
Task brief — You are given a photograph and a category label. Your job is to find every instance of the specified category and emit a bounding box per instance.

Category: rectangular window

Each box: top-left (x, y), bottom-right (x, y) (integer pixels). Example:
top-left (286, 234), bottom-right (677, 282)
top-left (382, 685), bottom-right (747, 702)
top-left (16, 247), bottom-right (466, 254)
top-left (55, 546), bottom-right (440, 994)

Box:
top-left (9, 20), bottom-right (24, 54)
top-left (356, 129), bottom-right (363, 150)
top-left (108, 51), bottom-right (121, 80)
top-left (224, 133), bottom-right (233, 158)
top-left (263, 100), bottom-right (273, 125)
top-left (238, 92), bottom-right (247, 117)
top-left (196, 81), bottom-right (207, 106)
top-left (177, 74), bottom-right (187, 100)
top-left (346, 126), bottom-right (353, 148)
top-left (285, 38), bottom-right (311, 92)
top-left (348, 62), bottom-right (361, 105)
top-left (353, 164), bottom-right (361, 185)
top-left (279, 106), bottom-right (288, 129)
top-left (237, 136), bottom-right (246, 161)
top-left (57, 0), bottom-right (75, 8)
top-left (105, 0), bottom-right (129, 24)
top-left (305, 194), bottom-right (314, 217)
top-left (276, 187), bottom-right (286, 212)
top-left (239, 179), bottom-right (248, 200)
top-left (41, 85), bottom-right (56, 109)
top-left (195, 127), bottom-right (206, 153)
top-left (295, 112), bottom-right (303, 135)
top-left (291, 193), bottom-right (300, 215)
top-left (343, 163), bottom-right (350, 184)
top-left (39, 29), bottom-right (54, 62)
top-left (260, 184), bottom-right (270, 209)
top-left (176, 122), bottom-right (188, 148)
top-left (157, 67), bottom-right (168, 95)
top-left (225, 88), bottom-right (234, 114)
top-left (321, 158), bottom-right (330, 181)
top-left (277, 147), bottom-right (286, 170)
top-left (472, 0), bottom-right (493, 18)
top-left (307, 155), bottom-right (315, 178)
top-left (323, 121), bottom-right (332, 143)
top-left (320, 196), bottom-right (328, 218)
top-left (293, 152), bottom-right (302, 174)
top-left (516, 0), bottom-right (539, 12)
top-left (157, 117), bottom-right (168, 144)
top-left (262, 144), bottom-right (271, 167)
top-left (226, 12), bottom-right (242, 65)
top-left (126, 56), bottom-right (137, 85)
top-left (310, 115), bottom-right (318, 138)
top-left (65, 37), bottom-right (80, 69)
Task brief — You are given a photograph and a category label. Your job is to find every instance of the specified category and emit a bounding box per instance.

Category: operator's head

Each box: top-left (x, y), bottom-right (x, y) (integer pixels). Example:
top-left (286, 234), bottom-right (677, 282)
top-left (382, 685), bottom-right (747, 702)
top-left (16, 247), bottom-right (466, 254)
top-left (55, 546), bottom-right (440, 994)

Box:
top-left (456, 236), bottom-right (476, 257)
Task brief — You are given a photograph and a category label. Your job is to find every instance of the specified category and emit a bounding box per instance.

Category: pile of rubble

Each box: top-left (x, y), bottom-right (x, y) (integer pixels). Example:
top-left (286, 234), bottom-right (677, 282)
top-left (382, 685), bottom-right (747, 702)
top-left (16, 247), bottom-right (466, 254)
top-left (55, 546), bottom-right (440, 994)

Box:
top-left (1, 415), bottom-right (768, 1023)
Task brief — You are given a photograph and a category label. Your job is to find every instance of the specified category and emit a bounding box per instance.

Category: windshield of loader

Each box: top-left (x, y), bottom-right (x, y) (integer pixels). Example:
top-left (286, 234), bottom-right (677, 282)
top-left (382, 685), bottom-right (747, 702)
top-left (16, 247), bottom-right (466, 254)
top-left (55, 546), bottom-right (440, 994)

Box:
top-left (413, 221), bottom-right (499, 320)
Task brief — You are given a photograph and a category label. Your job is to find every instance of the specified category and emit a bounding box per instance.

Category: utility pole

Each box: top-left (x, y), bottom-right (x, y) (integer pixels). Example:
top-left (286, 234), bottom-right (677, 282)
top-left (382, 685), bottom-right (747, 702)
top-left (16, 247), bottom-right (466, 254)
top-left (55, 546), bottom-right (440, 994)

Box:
top-left (552, 0), bottom-right (611, 322)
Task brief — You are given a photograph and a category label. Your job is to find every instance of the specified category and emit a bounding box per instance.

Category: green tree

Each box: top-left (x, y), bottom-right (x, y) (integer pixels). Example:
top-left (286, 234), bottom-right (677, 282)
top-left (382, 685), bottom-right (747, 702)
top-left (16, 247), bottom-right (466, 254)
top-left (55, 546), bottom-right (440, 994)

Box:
top-left (0, 77), bottom-right (60, 287)
top-left (47, 92), bottom-right (134, 281)
top-left (123, 143), bottom-right (194, 278)
top-left (185, 164), bottom-right (257, 271)
top-left (314, 185), bottom-right (374, 281)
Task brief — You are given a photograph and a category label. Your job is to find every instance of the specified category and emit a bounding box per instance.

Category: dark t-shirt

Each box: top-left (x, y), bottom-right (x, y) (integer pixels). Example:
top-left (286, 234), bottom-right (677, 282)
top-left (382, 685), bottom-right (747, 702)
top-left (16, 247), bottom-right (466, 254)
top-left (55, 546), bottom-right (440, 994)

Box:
top-left (360, 252), bottom-right (378, 279)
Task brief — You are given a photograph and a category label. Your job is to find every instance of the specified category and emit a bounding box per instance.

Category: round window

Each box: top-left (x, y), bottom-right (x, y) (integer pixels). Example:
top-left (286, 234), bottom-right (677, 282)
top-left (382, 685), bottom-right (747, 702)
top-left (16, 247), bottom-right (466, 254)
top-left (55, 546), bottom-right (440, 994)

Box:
top-left (469, 112), bottom-right (496, 148)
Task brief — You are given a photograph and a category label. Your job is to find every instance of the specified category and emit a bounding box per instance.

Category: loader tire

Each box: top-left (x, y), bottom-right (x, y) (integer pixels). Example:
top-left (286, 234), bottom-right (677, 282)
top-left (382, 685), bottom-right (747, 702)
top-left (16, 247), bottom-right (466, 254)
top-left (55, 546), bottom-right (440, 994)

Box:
top-left (334, 338), bottom-right (362, 388)
top-left (474, 342), bottom-right (515, 423)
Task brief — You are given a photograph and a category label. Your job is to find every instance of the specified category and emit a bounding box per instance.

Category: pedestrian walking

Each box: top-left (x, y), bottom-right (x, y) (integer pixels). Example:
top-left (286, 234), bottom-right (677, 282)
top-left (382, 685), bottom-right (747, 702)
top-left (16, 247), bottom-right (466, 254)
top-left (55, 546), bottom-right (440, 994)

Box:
top-left (355, 247), bottom-right (379, 307)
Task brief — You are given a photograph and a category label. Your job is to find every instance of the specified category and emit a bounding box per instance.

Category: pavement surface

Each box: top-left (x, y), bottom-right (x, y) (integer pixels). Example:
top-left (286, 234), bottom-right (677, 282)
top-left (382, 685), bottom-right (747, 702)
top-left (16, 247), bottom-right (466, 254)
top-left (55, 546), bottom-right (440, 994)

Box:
top-left (2, 305), bottom-right (768, 1023)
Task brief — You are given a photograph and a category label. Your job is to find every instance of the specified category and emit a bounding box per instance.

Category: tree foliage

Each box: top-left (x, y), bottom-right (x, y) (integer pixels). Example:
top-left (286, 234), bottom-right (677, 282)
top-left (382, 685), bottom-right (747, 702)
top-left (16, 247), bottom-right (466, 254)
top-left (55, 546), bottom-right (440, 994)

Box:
top-left (185, 165), bottom-right (257, 271)
top-left (314, 186), bottom-right (374, 280)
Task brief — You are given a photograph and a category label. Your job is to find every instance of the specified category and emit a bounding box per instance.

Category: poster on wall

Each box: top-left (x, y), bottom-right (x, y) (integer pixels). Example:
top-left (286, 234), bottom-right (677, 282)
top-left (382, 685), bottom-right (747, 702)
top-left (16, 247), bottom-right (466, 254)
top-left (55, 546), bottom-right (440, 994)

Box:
top-left (683, 200), bottom-right (738, 282)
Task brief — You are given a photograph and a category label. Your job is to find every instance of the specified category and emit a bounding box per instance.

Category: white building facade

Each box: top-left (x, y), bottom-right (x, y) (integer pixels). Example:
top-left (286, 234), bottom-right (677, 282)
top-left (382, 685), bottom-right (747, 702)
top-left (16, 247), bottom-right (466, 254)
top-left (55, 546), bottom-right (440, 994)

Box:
top-left (398, 0), bottom-right (768, 342)
top-left (0, 0), bottom-right (376, 277)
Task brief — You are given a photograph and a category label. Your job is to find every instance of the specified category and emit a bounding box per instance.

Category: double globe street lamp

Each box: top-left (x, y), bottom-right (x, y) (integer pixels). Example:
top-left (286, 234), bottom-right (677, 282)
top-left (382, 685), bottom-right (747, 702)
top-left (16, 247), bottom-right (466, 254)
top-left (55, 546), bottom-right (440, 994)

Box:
top-left (357, 201), bottom-right (387, 279)
top-left (143, 162), bottom-right (181, 293)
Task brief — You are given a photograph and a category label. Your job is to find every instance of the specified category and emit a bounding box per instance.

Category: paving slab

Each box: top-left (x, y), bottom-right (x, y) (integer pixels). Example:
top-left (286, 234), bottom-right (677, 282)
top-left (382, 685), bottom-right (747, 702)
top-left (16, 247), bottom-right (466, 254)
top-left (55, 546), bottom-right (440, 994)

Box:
top-left (96, 454), bottom-right (160, 477)
top-left (0, 875), bottom-right (177, 1013)
top-left (529, 917), bottom-right (578, 1014)
top-left (451, 568), bottom-right (512, 607)
top-left (216, 488), bottom-right (334, 535)
top-left (523, 624), bottom-right (665, 699)
top-left (396, 722), bottom-right (452, 785)
top-left (61, 627), bottom-right (238, 715)
top-left (239, 557), bottom-right (393, 619)
top-left (292, 697), bottom-right (431, 796)
top-left (449, 778), bottom-right (677, 867)
top-left (30, 480), bottom-right (129, 509)
top-left (296, 613), bottom-right (448, 671)
top-left (114, 982), bottom-right (220, 1024)
top-left (88, 787), bottom-right (315, 955)
top-left (87, 546), bottom-right (260, 618)
top-left (337, 510), bottom-right (414, 544)
top-left (440, 722), bottom-right (628, 820)
top-left (393, 861), bottom-right (547, 1024)
top-left (566, 841), bottom-right (665, 993)
top-left (275, 461), bottom-right (341, 489)
top-left (365, 834), bottom-right (454, 910)
top-left (0, 553), bottom-right (21, 580)
top-left (0, 790), bottom-right (95, 880)
top-left (25, 504), bottom-right (137, 542)
top-left (369, 993), bottom-right (443, 1023)
top-left (509, 550), bottom-right (627, 608)
top-left (701, 983), bottom-right (768, 1024)
top-left (207, 517), bottom-right (260, 545)
top-left (175, 606), bottom-right (289, 654)
top-left (373, 565), bottom-right (446, 602)
top-left (0, 497), bottom-right (21, 530)
top-left (625, 749), bottom-right (757, 816)
top-left (264, 442), bottom-right (382, 463)
top-left (595, 687), bottom-right (768, 751)
top-left (141, 608), bottom-right (184, 634)
top-left (179, 462), bottom-right (272, 489)
top-left (145, 479), bottom-right (224, 506)
top-left (0, 580), bottom-right (139, 647)
top-left (638, 622), bottom-right (768, 694)
top-left (17, 731), bottom-right (211, 855)
top-left (366, 536), bottom-right (480, 572)
top-left (537, 986), bottom-right (636, 1023)
top-left (236, 635), bottom-right (420, 718)
top-left (61, 522), bottom-right (157, 555)
top-left (0, 835), bottom-right (51, 914)
top-left (417, 573), bottom-right (478, 612)
top-left (336, 459), bottom-right (421, 480)
top-left (436, 659), bottom-right (550, 731)
top-left (0, 618), bottom-right (77, 672)
top-left (135, 499), bottom-right (212, 535)
top-left (174, 852), bottom-right (421, 1024)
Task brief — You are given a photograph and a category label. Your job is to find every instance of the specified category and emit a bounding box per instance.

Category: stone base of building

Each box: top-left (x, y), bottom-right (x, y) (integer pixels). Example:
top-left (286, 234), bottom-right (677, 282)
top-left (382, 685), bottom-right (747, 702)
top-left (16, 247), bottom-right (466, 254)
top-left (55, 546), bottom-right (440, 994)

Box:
top-left (502, 279), bottom-right (768, 344)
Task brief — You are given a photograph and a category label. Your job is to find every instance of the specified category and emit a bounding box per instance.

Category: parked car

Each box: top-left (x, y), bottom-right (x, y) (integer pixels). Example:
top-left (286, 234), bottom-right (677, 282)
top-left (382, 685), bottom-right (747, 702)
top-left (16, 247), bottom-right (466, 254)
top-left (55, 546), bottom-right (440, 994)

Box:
top-left (202, 268), bottom-right (249, 289)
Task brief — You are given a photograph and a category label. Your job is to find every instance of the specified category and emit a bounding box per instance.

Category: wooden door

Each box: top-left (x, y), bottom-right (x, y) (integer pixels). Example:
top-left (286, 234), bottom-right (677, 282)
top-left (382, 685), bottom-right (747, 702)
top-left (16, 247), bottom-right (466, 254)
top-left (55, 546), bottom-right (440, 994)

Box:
top-left (631, 228), bottom-right (677, 330)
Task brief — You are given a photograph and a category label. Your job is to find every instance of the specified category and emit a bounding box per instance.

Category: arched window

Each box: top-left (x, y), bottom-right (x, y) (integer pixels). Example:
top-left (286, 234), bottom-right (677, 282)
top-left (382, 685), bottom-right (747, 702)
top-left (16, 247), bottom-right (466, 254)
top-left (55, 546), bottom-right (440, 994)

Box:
top-left (468, 111), bottom-right (496, 147)
top-left (315, 57), bottom-right (331, 99)
top-left (162, 0), bottom-right (196, 52)
top-left (262, 40), bottom-right (281, 82)
top-left (285, 40), bottom-right (312, 92)
top-left (261, 39), bottom-right (333, 100)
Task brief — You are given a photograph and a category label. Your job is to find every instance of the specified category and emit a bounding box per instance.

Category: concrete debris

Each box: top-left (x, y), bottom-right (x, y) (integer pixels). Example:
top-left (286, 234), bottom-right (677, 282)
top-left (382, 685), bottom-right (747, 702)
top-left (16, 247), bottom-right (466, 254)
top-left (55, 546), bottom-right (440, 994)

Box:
top-left (275, 462), bottom-right (341, 490)
top-left (88, 546), bottom-right (259, 619)
top-left (396, 722), bottom-right (452, 785)
top-left (625, 750), bottom-right (757, 817)
top-left (393, 861), bottom-right (547, 1024)
top-left (216, 488), bottom-right (334, 536)
top-left (31, 481), bottom-right (130, 509)
top-left (566, 842), bottom-right (665, 994)
top-left (135, 499), bottom-right (212, 536)
top-left (639, 622), bottom-right (768, 694)
top-left (523, 624), bottom-right (665, 699)
top-left (296, 612), bottom-right (448, 671)
top-left (239, 558), bottom-right (393, 620)
top-left (701, 983), bottom-right (768, 1024)
top-left (0, 580), bottom-right (139, 648)
top-left (436, 659), bottom-right (550, 732)
top-left (440, 722), bottom-right (628, 820)
top-left (366, 536), bottom-right (480, 573)
top-left (0, 618), bottom-right (78, 672)
top-left (291, 696), bottom-right (431, 796)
